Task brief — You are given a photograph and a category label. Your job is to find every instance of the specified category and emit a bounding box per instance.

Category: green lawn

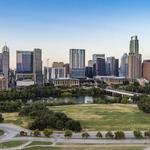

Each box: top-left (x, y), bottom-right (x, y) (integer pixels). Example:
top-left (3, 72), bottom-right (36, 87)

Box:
top-left (28, 141), bottom-right (53, 146)
top-left (49, 104), bottom-right (150, 130)
top-left (0, 141), bottom-right (27, 148)
top-left (24, 145), bottom-right (145, 150)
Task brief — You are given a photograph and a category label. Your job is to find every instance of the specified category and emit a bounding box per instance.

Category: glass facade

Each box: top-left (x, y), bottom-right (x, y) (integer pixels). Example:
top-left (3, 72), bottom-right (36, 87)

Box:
top-left (16, 51), bottom-right (33, 73)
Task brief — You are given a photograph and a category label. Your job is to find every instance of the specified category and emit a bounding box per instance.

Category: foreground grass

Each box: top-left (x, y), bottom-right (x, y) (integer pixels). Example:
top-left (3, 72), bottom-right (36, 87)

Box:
top-left (0, 141), bottom-right (27, 148)
top-left (28, 141), bottom-right (53, 146)
top-left (24, 145), bottom-right (145, 150)
top-left (49, 104), bottom-right (150, 130)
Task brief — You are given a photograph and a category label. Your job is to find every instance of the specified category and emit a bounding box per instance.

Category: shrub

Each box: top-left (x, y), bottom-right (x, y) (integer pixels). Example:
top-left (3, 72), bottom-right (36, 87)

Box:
top-left (96, 131), bottom-right (103, 139)
top-left (114, 131), bottom-right (125, 139)
top-left (20, 131), bottom-right (27, 136)
top-left (105, 131), bottom-right (114, 139)
top-left (34, 129), bottom-right (41, 137)
top-left (64, 130), bottom-right (72, 138)
top-left (144, 130), bottom-right (150, 138)
top-left (137, 95), bottom-right (150, 113)
top-left (133, 130), bottom-right (143, 139)
top-left (82, 132), bottom-right (90, 139)
top-left (0, 114), bottom-right (4, 123)
top-left (43, 129), bottom-right (53, 137)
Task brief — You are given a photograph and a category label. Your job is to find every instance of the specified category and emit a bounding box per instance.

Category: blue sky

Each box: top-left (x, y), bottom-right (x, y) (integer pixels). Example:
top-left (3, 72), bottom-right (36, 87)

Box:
top-left (0, 0), bottom-right (150, 68)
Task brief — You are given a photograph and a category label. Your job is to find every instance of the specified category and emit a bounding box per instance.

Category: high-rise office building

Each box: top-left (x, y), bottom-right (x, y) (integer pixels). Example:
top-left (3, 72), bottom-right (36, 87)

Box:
top-left (33, 49), bottom-right (43, 85)
top-left (128, 36), bottom-right (142, 79)
top-left (92, 54), bottom-right (105, 63)
top-left (88, 60), bottom-right (93, 67)
top-left (16, 51), bottom-right (33, 73)
top-left (2, 45), bottom-right (9, 81)
top-left (16, 49), bottom-right (43, 86)
top-left (52, 62), bottom-right (64, 68)
top-left (92, 54), bottom-right (106, 76)
top-left (69, 49), bottom-right (85, 78)
top-left (85, 66), bottom-right (93, 78)
top-left (0, 44), bottom-right (10, 89)
top-left (106, 57), bottom-right (119, 76)
top-left (142, 60), bottom-right (150, 81)
top-left (120, 53), bottom-right (128, 77)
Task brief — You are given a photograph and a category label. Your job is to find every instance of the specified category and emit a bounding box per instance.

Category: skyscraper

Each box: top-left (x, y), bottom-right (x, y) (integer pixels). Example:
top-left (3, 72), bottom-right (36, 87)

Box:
top-left (120, 53), bottom-right (128, 77)
top-left (92, 54), bottom-right (106, 76)
top-left (128, 36), bottom-right (142, 79)
top-left (106, 57), bottom-right (119, 76)
top-left (2, 45), bottom-right (9, 81)
top-left (16, 49), bottom-right (43, 86)
top-left (33, 49), bottom-right (43, 85)
top-left (142, 60), bottom-right (150, 81)
top-left (69, 49), bottom-right (85, 78)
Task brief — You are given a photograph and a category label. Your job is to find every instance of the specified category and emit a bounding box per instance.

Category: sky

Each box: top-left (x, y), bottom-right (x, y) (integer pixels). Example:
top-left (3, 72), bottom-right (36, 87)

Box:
top-left (0, 0), bottom-right (150, 68)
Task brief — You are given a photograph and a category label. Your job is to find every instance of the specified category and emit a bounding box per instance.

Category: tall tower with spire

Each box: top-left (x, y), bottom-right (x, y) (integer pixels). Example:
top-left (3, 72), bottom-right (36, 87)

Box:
top-left (2, 43), bottom-right (9, 88)
top-left (128, 36), bottom-right (142, 79)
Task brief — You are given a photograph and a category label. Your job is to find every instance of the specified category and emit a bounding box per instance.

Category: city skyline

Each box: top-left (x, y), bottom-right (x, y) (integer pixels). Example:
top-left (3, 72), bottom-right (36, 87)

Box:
top-left (0, 0), bottom-right (150, 68)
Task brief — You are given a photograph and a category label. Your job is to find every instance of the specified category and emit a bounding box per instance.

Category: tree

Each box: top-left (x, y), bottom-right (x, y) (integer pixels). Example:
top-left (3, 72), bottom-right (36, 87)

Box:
top-left (43, 129), bottom-right (53, 137)
top-left (105, 131), bottom-right (114, 139)
top-left (20, 131), bottom-right (27, 136)
top-left (114, 131), bottom-right (125, 139)
top-left (0, 114), bottom-right (4, 123)
top-left (82, 132), bottom-right (90, 139)
top-left (133, 130), bottom-right (143, 139)
top-left (144, 130), bottom-right (150, 138)
top-left (64, 130), bottom-right (72, 138)
top-left (65, 120), bottom-right (82, 132)
top-left (34, 129), bottom-right (41, 137)
top-left (137, 95), bottom-right (150, 113)
top-left (96, 131), bottom-right (103, 139)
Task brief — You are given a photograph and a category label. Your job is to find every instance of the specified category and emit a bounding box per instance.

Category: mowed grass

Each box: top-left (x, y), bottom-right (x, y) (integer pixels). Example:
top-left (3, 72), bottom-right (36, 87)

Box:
top-left (2, 113), bottom-right (32, 128)
top-left (49, 104), bottom-right (150, 130)
top-left (24, 145), bottom-right (145, 150)
top-left (0, 141), bottom-right (27, 148)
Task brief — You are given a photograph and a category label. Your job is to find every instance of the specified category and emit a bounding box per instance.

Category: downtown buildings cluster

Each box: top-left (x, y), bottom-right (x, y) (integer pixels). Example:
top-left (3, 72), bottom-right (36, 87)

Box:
top-left (0, 35), bottom-right (149, 90)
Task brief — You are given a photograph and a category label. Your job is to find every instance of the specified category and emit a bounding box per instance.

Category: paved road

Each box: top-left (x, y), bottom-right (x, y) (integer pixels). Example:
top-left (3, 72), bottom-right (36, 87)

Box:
top-left (1, 123), bottom-right (150, 150)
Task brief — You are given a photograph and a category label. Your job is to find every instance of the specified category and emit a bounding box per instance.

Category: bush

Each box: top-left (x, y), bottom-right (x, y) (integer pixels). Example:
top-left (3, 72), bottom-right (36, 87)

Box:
top-left (82, 132), bottom-right (90, 139)
top-left (137, 95), bottom-right (150, 113)
top-left (64, 130), bottom-right (72, 138)
top-left (144, 130), bottom-right (150, 138)
top-left (34, 129), bottom-right (41, 137)
top-left (105, 131), bottom-right (114, 139)
top-left (114, 131), bottom-right (125, 139)
top-left (43, 129), bottom-right (53, 137)
top-left (96, 131), bottom-right (103, 139)
top-left (20, 131), bottom-right (27, 136)
top-left (133, 130), bottom-right (143, 139)
top-left (65, 120), bottom-right (82, 132)
top-left (0, 114), bottom-right (4, 123)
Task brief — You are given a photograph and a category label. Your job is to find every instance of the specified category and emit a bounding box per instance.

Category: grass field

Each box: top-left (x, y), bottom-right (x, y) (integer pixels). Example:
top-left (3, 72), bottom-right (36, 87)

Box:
top-left (23, 145), bottom-right (145, 150)
top-left (49, 104), bottom-right (150, 130)
top-left (3, 104), bottom-right (150, 131)
top-left (0, 141), bottom-right (27, 148)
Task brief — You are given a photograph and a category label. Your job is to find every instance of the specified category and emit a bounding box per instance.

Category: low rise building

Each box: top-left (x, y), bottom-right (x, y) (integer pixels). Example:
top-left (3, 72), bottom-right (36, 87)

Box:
top-left (52, 78), bottom-right (79, 87)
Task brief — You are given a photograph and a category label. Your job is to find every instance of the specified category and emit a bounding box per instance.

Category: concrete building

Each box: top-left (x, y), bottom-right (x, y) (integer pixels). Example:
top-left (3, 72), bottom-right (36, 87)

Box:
top-left (52, 62), bottom-right (64, 68)
top-left (69, 49), bottom-right (85, 78)
top-left (85, 66), bottom-right (93, 78)
top-left (142, 60), bottom-right (150, 81)
top-left (88, 60), bottom-right (93, 67)
top-left (0, 74), bottom-right (7, 90)
top-left (128, 36), bottom-right (142, 79)
top-left (52, 78), bottom-right (79, 87)
top-left (63, 63), bottom-right (70, 77)
top-left (120, 53), bottom-right (128, 77)
top-left (33, 49), bottom-right (43, 85)
top-left (106, 57), bottom-right (119, 76)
